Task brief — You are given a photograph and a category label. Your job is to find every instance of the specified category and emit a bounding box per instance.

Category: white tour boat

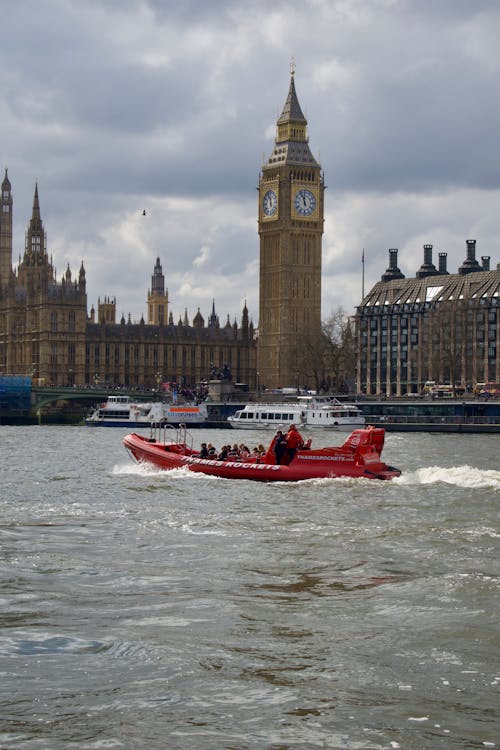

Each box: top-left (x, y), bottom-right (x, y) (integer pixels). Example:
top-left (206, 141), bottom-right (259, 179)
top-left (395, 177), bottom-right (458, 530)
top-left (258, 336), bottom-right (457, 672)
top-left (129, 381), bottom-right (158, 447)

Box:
top-left (85, 395), bottom-right (209, 427)
top-left (227, 396), bottom-right (365, 430)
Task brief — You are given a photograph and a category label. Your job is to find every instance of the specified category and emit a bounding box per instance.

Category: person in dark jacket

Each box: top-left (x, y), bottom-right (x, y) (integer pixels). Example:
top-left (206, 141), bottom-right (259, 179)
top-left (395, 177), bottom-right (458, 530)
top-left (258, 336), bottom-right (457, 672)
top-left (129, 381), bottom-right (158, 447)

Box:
top-left (273, 430), bottom-right (287, 465)
top-left (217, 445), bottom-right (228, 460)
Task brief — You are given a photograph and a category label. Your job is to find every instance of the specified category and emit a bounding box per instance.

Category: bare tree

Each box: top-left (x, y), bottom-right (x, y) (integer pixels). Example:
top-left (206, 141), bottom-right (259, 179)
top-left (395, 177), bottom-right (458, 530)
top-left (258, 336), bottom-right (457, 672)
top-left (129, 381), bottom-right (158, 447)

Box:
top-left (290, 328), bottom-right (330, 392)
top-left (322, 307), bottom-right (357, 393)
top-left (288, 307), bottom-right (357, 393)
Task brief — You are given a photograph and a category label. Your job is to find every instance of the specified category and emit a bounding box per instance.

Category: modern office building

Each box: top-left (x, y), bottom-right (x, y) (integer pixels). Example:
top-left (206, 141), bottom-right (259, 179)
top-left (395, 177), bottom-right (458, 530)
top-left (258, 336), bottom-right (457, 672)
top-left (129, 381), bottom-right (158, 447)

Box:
top-left (356, 242), bottom-right (500, 395)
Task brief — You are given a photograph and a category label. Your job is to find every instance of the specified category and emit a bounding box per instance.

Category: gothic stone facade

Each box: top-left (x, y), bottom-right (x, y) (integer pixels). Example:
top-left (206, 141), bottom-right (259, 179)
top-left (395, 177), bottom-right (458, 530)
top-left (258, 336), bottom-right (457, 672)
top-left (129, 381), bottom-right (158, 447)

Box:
top-left (356, 243), bottom-right (500, 396)
top-left (257, 68), bottom-right (324, 390)
top-left (0, 170), bottom-right (256, 388)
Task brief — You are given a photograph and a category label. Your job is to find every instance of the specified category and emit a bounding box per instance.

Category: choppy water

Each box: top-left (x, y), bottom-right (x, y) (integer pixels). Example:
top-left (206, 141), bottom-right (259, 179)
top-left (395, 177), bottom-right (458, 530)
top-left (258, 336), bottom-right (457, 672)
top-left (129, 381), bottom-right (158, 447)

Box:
top-left (1, 426), bottom-right (499, 749)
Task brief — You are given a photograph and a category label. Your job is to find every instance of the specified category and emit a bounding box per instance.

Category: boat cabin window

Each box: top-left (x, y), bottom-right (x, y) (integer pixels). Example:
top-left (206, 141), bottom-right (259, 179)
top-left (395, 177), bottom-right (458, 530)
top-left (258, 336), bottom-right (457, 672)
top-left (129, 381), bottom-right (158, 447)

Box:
top-left (108, 396), bottom-right (130, 404)
top-left (99, 409), bottom-right (129, 418)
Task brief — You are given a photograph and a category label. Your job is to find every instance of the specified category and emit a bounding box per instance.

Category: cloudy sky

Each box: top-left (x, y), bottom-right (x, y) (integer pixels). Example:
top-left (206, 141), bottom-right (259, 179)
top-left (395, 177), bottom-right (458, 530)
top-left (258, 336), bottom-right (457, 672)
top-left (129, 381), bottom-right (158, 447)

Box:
top-left (1, 0), bottom-right (499, 327)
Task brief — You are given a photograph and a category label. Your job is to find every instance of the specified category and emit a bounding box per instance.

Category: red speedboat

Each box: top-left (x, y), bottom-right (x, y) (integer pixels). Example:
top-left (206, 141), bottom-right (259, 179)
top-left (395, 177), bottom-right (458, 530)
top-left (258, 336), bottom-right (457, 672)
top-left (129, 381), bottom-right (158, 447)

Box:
top-left (123, 425), bottom-right (401, 481)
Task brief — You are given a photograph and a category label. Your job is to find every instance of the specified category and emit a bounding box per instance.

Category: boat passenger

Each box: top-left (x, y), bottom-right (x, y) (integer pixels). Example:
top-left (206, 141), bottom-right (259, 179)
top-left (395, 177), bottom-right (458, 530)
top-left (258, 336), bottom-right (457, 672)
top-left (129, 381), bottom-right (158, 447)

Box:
top-left (239, 443), bottom-right (250, 458)
top-left (273, 430), bottom-right (287, 465)
top-left (207, 443), bottom-right (217, 458)
top-left (217, 445), bottom-right (228, 460)
top-left (285, 424), bottom-right (304, 463)
top-left (228, 443), bottom-right (239, 457)
top-left (257, 444), bottom-right (266, 456)
top-left (199, 442), bottom-right (209, 459)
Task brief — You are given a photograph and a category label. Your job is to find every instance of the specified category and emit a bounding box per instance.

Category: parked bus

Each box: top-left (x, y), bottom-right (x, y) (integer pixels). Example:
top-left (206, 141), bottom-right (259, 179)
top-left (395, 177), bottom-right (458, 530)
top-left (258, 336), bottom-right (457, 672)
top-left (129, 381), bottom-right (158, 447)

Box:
top-left (475, 382), bottom-right (500, 397)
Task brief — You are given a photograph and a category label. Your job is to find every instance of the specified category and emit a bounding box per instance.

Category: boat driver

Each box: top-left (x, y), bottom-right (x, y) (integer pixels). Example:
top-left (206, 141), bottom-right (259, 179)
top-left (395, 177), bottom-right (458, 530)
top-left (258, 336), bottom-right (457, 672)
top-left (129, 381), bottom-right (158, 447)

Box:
top-left (285, 424), bottom-right (304, 463)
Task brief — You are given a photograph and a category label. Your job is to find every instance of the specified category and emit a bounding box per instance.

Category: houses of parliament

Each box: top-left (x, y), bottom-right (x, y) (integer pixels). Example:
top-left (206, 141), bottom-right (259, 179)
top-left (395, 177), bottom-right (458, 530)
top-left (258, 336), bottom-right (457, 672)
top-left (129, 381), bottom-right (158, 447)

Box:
top-left (0, 168), bottom-right (257, 389)
top-left (0, 69), bottom-right (325, 392)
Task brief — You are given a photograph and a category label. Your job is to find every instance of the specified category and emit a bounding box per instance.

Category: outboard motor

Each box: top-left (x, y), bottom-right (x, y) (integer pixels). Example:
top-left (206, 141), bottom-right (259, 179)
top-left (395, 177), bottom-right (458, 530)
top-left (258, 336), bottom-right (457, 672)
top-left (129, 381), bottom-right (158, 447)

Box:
top-left (342, 426), bottom-right (385, 456)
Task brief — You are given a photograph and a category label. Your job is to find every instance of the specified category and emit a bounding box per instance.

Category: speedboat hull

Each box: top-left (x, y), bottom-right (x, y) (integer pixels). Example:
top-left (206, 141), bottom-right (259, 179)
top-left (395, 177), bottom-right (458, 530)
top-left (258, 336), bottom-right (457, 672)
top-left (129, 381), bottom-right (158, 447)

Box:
top-left (123, 426), bottom-right (400, 482)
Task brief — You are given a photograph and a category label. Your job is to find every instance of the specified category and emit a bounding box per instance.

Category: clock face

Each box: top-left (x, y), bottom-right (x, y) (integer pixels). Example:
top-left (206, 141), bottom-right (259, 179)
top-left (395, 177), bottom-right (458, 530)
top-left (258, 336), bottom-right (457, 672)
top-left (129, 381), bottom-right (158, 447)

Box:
top-left (294, 188), bottom-right (316, 216)
top-left (262, 189), bottom-right (278, 217)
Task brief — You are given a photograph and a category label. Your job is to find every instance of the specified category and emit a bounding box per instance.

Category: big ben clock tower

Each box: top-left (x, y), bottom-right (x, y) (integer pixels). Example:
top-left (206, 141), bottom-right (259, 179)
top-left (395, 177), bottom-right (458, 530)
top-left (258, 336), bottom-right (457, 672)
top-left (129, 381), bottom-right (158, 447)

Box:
top-left (257, 63), bottom-right (324, 390)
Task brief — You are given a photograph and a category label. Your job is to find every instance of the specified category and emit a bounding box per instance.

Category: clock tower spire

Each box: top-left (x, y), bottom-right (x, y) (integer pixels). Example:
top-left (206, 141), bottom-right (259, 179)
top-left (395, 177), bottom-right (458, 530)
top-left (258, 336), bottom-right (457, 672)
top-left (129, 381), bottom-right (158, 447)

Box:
top-left (257, 66), bottom-right (324, 390)
top-left (147, 256), bottom-right (168, 325)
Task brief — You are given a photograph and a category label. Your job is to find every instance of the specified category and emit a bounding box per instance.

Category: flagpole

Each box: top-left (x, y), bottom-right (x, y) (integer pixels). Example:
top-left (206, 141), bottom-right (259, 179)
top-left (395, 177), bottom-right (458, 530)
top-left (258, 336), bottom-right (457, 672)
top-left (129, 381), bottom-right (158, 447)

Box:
top-left (362, 248), bottom-right (365, 299)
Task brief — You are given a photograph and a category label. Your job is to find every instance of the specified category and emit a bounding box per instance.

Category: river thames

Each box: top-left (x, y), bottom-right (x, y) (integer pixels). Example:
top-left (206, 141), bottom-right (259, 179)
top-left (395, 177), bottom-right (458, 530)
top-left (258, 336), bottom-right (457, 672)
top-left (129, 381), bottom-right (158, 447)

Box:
top-left (1, 426), bottom-right (499, 749)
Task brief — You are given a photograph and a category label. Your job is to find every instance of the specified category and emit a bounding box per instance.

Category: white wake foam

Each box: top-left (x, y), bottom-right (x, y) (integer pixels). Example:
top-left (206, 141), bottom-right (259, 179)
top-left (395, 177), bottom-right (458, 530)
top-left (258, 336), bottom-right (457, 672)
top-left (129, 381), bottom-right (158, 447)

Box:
top-left (394, 465), bottom-right (500, 489)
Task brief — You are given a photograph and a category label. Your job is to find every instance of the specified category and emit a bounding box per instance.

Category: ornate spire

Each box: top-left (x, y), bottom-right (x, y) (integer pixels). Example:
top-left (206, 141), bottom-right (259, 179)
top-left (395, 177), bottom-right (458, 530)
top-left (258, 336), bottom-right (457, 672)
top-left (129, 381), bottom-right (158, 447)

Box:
top-left (265, 65), bottom-right (319, 167)
top-left (2, 166), bottom-right (11, 191)
top-left (25, 182), bottom-right (46, 259)
top-left (28, 182), bottom-right (44, 236)
top-left (151, 256), bottom-right (165, 295)
top-left (277, 62), bottom-right (306, 126)
top-left (208, 299), bottom-right (219, 327)
top-left (193, 307), bottom-right (204, 328)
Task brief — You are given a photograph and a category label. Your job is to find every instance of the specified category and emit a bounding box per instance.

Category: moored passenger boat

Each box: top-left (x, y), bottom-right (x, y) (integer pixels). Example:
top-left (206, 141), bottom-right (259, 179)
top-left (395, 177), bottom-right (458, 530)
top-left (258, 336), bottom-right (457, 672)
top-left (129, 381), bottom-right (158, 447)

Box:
top-left (85, 395), bottom-right (209, 427)
top-left (227, 396), bottom-right (365, 430)
top-left (298, 396), bottom-right (366, 429)
top-left (227, 403), bottom-right (303, 429)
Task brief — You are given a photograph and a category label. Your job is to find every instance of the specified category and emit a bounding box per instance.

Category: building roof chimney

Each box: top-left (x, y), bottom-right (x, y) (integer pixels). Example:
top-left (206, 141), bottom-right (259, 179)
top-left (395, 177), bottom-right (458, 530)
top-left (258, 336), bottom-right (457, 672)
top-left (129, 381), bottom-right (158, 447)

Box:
top-left (438, 252), bottom-right (448, 274)
top-left (381, 248), bottom-right (405, 282)
top-left (458, 239), bottom-right (481, 275)
top-left (416, 244), bottom-right (440, 278)
top-left (481, 256), bottom-right (490, 271)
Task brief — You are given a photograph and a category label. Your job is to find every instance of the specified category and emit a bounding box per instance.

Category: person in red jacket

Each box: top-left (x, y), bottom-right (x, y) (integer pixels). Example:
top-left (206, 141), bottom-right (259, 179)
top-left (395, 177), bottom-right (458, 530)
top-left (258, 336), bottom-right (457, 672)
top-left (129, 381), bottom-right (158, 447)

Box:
top-left (285, 424), bottom-right (304, 463)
